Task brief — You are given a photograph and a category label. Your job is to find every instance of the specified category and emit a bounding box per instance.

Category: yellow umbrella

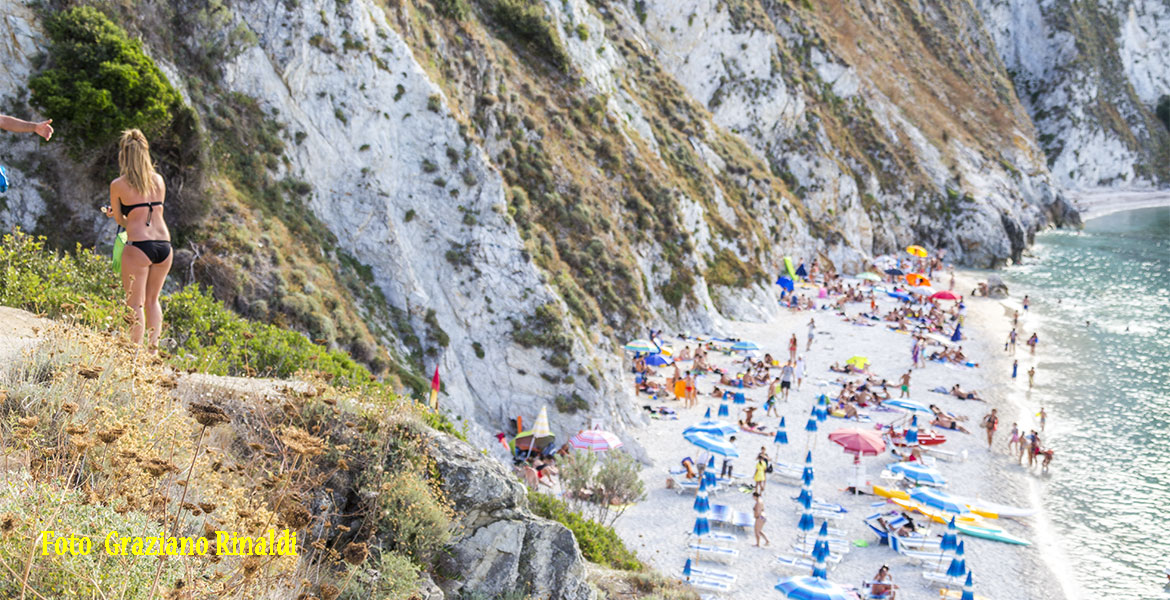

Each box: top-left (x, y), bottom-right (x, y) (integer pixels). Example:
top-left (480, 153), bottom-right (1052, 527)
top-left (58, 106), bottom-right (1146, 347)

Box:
top-left (531, 406), bottom-right (552, 438)
top-left (846, 355), bottom-right (870, 369)
top-left (906, 245), bottom-right (928, 257)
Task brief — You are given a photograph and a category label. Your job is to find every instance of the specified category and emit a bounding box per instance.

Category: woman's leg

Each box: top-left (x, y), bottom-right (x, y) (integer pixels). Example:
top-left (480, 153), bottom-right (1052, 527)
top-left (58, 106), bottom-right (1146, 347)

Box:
top-left (120, 247), bottom-right (152, 345)
top-left (143, 252), bottom-right (174, 350)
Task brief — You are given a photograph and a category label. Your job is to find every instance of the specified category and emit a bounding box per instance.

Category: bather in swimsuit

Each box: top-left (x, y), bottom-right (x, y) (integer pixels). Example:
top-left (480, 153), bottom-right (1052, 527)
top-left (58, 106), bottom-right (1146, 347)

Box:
top-left (120, 201), bottom-right (172, 264)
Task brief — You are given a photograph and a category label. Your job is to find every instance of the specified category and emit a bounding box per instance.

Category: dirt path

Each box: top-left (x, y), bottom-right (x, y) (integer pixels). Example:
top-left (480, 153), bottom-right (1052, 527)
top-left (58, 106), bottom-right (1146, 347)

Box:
top-left (0, 306), bottom-right (49, 365)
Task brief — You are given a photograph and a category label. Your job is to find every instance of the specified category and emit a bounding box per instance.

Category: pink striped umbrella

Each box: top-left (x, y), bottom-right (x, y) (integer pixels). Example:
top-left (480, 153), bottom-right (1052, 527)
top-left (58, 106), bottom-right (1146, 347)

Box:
top-left (569, 429), bottom-right (622, 452)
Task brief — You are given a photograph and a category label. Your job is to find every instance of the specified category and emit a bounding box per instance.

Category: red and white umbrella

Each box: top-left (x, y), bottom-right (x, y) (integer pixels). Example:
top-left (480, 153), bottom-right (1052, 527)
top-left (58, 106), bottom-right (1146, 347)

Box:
top-left (828, 428), bottom-right (886, 456)
top-left (569, 429), bottom-right (622, 452)
top-left (929, 290), bottom-right (960, 301)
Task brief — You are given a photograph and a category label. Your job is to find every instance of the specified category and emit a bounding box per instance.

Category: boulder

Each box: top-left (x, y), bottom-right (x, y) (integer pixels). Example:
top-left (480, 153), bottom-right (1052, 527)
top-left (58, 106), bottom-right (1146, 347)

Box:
top-left (427, 432), bottom-right (595, 600)
top-left (987, 274), bottom-right (1009, 299)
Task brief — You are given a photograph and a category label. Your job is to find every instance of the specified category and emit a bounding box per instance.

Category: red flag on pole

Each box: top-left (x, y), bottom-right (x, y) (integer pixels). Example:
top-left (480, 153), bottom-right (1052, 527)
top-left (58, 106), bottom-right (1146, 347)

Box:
top-left (429, 365), bottom-right (440, 411)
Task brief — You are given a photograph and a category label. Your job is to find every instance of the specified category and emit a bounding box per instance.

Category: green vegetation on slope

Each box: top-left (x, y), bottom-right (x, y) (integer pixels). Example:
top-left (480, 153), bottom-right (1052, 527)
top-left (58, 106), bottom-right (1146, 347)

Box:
top-left (29, 6), bottom-right (181, 152)
top-left (527, 491), bottom-right (641, 571)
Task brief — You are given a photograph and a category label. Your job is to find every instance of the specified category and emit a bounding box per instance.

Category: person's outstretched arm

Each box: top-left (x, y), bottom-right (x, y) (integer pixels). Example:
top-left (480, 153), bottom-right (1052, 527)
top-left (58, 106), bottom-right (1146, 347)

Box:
top-left (0, 115), bottom-right (53, 140)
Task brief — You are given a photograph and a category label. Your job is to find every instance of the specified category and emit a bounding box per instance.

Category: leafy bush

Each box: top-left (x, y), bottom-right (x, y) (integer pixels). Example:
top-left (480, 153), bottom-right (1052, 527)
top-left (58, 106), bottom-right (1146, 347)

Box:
top-left (705, 248), bottom-right (755, 288)
top-left (376, 471), bottom-right (453, 563)
top-left (29, 6), bottom-right (181, 152)
top-left (527, 490), bottom-right (641, 570)
top-left (0, 230), bottom-right (126, 329)
top-left (0, 477), bottom-right (183, 598)
top-left (554, 392), bottom-right (588, 414)
top-left (430, 0), bottom-right (469, 19)
top-left (1157, 95), bottom-right (1170, 131)
top-left (341, 550), bottom-right (420, 600)
top-left (482, 0), bottom-right (570, 72)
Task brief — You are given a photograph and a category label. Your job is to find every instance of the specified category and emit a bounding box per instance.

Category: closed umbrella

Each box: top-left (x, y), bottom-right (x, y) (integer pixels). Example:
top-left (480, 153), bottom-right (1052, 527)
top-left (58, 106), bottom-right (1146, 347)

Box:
top-left (705, 456), bottom-right (717, 488)
top-left (802, 451), bottom-right (815, 485)
top-left (812, 521), bottom-right (830, 578)
top-left (569, 429), bottom-right (622, 452)
top-left (938, 516), bottom-right (958, 568)
top-left (624, 339), bottom-right (658, 353)
top-left (945, 540), bottom-right (967, 593)
top-left (693, 514), bottom-right (711, 538)
top-left (644, 353), bottom-right (673, 366)
top-left (805, 416), bottom-right (818, 449)
top-left (774, 418), bottom-right (789, 446)
top-left (704, 407), bottom-right (712, 419)
top-left (682, 558), bottom-right (693, 580)
top-left (906, 415), bottom-right (919, 445)
top-left (960, 571), bottom-right (975, 600)
top-left (775, 576), bottom-right (851, 600)
top-left (815, 396), bottom-right (827, 423)
top-left (911, 487), bottom-right (965, 513)
top-left (889, 462), bottom-right (947, 487)
top-left (685, 431), bottom-right (739, 457)
top-left (731, 341), bottom-right (759, 351)
top-left (797, 508), bottom-right (816, 545)
top-left (718, 403), bottom-right (730, 417)
top-left (693, 477), bottom-right (711, 513)
top-left (796, 263), bottom-right (808, 278)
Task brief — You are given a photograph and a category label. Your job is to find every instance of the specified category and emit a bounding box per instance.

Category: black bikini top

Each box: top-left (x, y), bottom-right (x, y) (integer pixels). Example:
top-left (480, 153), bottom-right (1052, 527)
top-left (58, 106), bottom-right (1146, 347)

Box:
top-left (120, 201), bottom-right (163, 226)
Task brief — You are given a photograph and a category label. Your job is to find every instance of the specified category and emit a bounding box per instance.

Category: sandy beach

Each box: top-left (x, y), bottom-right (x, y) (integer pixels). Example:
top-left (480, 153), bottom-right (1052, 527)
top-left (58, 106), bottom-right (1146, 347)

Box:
top-left (610, 272), bottom-right (1068, 600)
top-left (1067, 189), bottom-right (1170, 221)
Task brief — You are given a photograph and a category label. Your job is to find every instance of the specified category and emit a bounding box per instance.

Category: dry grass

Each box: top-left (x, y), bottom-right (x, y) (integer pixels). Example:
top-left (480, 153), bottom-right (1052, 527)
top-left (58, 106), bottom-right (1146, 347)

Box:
top-left (0, 323), bottom-right (449, 599)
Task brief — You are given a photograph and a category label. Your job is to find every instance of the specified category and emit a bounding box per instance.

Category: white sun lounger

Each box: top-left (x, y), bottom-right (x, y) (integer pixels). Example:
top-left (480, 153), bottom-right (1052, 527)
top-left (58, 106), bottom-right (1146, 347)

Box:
top-left (683, 565), bottom-right (736, 582)
top-left (692, 531), bottom-right (739, 545)
top-left (793, 538), bottom-right (851, 554)
top-left (922, 571), bottom-right (962, 586)
top-left (921, 446), bottom-right (968, 462)
top-left (684, 577), bottom-right (734, 594)
top-left (775, 554), bottom-right (817, 573)
top-left (708, 504), bottom-right (754, 530)
top-left (688, 544), bottom-right (740, 563)
top-left (792, 545), bottom-right (844, 563)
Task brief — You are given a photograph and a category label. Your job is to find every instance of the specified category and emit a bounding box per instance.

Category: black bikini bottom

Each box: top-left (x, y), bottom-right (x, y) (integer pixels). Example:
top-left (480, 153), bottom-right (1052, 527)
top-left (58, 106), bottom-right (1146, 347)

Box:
top-left (129, 240), bottom-right (172, 264)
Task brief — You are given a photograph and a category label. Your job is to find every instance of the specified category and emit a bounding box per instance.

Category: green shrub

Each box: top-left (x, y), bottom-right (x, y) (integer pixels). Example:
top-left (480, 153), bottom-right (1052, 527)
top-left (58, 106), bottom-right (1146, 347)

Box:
top-left (510, 303), bottom-right (572, 352)
top-left (527, 491), bottom-right (641, 570)
top-left (0, 230), bottom-right (125, 329)
top-left (482, 0), bottom-right (570, 73)
top-left (1157, 95), bottom-right (1170, 131)
top-left (429, 0), bottom-right (469, 19)
top-left (340, 550), bottom-right (420, 600)
top-left (554, 392), bottom-right (588, 414)
top-left (29, 6), bottom-right (181, 152)
top-left (705, 248), bottom-right (754, 288)
top-left (0, 477), bottom-right (184, 598)
top-left (376, 471), bottom-right (452, 563)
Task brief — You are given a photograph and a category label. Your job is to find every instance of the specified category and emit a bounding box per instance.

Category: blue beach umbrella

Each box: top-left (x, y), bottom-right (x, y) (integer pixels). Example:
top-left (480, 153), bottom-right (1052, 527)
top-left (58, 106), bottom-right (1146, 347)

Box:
top-left (685, 431), bottom-right (739, 457)
top-left (960, 572), bottom-right (975, 600)
top-left (683, 558), bottom-right (693, 579)
top-left (644, 353), bottom-right (672, 366)
top-left (802, 451), bottom-right (814, 479)
top-left (775, 576), bottom-right (851, 600)
top-left (684, 421), bottom-right (737, 437)
top-left (797, 508), bottom-right (816, 545)
top-left (937, 516), bottom-right (958, 568)
top-left (704, 407), bottom-right (712, 419)
top-left (797, 485), bottom-right (813, 509)
top-left (718, 403), bottom-right (730, 417)
top-left (731, 341), bottom-right (760, 351)
top-left (801, 464), bottom-right (815, 486)
top-left (911, 487), bottom-right (965, 514)
top-left (811, 522), bottom-right (830, 578)
top-left (889, 462), bottom-right (947, 486)
top-left (774, 418), bottom-right (789, 445)
top-left (704, 456), bottom-right (717, 487)
top-left (882, 398), bottom-right (933, 414)
top-left (693, 486), bottom-right (710, 514)
top-left (816, 395), bottom-right (828, 423)
top-left (796, 263), bottom-right (808, 278)
top-left (778, 276), bottom-right (795, 292)
top-left (693, 515), bottom-right (711, 537)
top-left (946, 540), bottom-right (967, 582)
top-left (906, 415), bottom-right (919, 445)
top-left (734, 390), bottom-right (746, 405)
top-left (805, 416), bottom-right (818, 433)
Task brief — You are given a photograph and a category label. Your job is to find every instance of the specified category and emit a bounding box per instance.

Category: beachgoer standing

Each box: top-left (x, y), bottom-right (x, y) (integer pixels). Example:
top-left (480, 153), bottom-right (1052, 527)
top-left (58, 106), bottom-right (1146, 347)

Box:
top-left (899, 371), bottom-right (911, 398)
top-left (721, 436), bottom-right (737, 477)
top-left (1017, 431), bottom-right (1029, 464)
top-left (1023, 295), bottom-right (1030, 311)
top-left (795, 356), bottom-right (806, 390)
top-left (788, 334), bottom-right (798, 361)
top-left (780, 361), bottom-right (795, 402)
top-left (1013, 310), bottom-right (1020, 328)
top-left (910, 340), bottom-right (919, 368)
top-left (807, 318), bottom-right (816, 350)
top-left (766, 377), bottom-right (780, 416)
top-left (1012, 359), bottom-right (1018, 379)
top-left (752, 492), bottom-right (770, 547)
top-left (1027, 332), bottom-right (1039, 354)
top-left (753, 457), bottom-right (767, 494)
top-left (685, 371), bottom-right (695, 408)
top-left (1028, 366), bottom-right (1036, 389)
top-left (103, 130), bottom-right (173, 350)
top-left (1039, 407), bottom-right (1047, 432)
top-left (982, 408), bottom-right (998, 450)
top-left (1008, 329), bottom-right (1018, 354)
top-left (1008, 423), bottom-right (1019, 454)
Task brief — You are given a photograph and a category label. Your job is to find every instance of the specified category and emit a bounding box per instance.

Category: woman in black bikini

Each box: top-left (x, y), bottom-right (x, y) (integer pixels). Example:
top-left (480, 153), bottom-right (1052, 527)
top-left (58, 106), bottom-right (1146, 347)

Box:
top-left (102, 129), bottom-right (172, 350)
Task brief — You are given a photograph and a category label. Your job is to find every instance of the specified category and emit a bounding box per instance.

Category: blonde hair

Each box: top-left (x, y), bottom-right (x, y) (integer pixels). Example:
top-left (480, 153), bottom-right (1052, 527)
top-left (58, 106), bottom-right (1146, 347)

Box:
top-left (118, 129), bottom-right (159, 195)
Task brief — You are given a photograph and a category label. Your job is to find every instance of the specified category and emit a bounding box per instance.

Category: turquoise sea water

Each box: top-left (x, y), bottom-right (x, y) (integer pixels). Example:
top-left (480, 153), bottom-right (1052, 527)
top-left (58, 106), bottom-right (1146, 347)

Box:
top-left (998, 206), bottom-right (1170, 599)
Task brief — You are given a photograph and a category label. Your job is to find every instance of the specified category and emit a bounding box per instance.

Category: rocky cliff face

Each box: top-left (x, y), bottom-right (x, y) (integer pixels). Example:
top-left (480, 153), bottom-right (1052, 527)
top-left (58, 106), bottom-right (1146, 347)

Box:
top-left (977, 0), bottom-right (1170, 188)
top-left (0, 0), bottom-right (1164, 451)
